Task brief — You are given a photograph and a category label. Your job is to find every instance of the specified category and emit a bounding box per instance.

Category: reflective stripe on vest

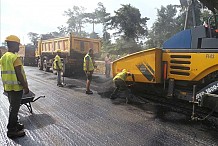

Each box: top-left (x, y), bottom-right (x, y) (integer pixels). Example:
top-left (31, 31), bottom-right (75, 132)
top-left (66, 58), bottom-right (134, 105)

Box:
top-left (2, 81), bottom-right (20, 85)
top-left (1, 52), bottom-right (26, 91)
top-left (83, 54), bottom-right (94, 71)
top-left (1, 71), bottom-right (16, 74)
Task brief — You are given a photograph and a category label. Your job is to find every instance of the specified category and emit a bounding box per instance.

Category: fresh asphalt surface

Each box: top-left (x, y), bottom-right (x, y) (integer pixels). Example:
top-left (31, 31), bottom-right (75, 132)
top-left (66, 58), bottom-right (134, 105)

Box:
top-left (0, 66), bottom-right (217, 146)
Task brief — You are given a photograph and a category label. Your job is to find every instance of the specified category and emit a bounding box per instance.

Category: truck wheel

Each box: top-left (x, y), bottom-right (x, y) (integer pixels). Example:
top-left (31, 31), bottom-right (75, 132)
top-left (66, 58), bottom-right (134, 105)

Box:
top-left (38, 59), bottom-right (43, 70)
top-left (43, 60), bottom-right (50, 72)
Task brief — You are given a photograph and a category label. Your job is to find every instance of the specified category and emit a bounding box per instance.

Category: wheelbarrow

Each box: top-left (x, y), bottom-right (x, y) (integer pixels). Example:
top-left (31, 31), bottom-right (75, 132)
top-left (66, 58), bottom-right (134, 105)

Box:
top-left (4, 91), bottom-right (45, 113)
top-left (21, 91), bottom-right (45, 113)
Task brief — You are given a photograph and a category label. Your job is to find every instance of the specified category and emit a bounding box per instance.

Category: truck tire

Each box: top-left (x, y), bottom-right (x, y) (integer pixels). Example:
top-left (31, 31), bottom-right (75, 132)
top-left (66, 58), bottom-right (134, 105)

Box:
top-left (38, 59), bottom-right (43, 70)
top-left (43, 60), bottom-right (50, 72)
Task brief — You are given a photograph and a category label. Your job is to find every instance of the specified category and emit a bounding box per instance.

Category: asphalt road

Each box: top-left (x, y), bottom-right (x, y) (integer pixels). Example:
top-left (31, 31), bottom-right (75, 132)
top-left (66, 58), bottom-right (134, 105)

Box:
top-left (0, 66), bottom-right (218, 146)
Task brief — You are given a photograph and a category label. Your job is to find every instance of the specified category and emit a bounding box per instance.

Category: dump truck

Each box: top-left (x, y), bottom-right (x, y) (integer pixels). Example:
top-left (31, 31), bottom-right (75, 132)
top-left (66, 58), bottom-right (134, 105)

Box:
top-left (18, 44), bottom-right (37, 66)
top-left (36, 34), bottom-right (101, 76)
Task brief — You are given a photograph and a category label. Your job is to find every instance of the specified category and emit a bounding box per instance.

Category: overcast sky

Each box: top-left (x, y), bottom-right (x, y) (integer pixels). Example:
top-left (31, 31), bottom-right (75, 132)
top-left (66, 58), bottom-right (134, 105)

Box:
top-left (0, 0), bottom-right (180, 44)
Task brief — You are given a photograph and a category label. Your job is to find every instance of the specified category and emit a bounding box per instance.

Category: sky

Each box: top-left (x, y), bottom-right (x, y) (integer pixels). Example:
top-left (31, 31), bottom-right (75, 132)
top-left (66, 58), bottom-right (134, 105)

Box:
top-left (0, 0), bottom-right (180, 44)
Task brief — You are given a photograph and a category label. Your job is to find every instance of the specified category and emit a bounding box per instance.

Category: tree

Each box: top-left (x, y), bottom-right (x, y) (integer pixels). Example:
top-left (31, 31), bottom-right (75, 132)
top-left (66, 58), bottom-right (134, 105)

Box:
top-left (199, 0), bottom-right (218, 13)
top-left (102, 31), bottom-right (111, 43)
top-left (90, 32), bottom-right (99, 39)
top-left (106, 4), bottom-right (149, 41)
top-left (145, 2), bottom-right (212, 49)
top-left (112, 37), bottom-right (142, 54)
top-left (95, 2), bottom-right (110, 40)
top-left (83, 2), bottom-right (110, 39)
top-left (146, 5), bottom-right (183, 48)
top-left (57, 25), bottom-right (68, 36)
top-left (64, 6), bottom-right (87, 36)
top-left (40, 33), bottom-right (55, 40)
top-left (27, 32), bottom-right (40, 46)
top-left (83, 12), bottom-right (98, 33)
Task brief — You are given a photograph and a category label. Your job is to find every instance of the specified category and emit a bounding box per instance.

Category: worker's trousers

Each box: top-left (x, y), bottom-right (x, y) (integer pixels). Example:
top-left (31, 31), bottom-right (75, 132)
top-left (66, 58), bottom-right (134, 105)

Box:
top-left (111, 78), bottom-right (129, 97)
top-left (6, 90), bottom-right (23, 131)
top-left (105, 64), bottom-right (111, 78)
top-left (57, 70), bottom-right (62, 85)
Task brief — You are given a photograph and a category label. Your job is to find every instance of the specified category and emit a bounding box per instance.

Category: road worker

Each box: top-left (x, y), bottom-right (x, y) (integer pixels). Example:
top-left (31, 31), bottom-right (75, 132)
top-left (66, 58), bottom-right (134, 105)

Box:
top-left (83, 48), bottom-right (95, 94)
top-left (1, 35), bottom-right (29, 138)
top-left (110, 69), bottom-right (134, 100)
top-left (105, 53), bottom-right (111, 78)
top-left (53, 49), bottom-right (63, 87)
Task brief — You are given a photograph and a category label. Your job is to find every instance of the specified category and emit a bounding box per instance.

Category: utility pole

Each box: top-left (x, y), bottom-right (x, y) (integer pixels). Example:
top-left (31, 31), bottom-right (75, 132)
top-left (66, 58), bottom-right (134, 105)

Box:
top-left (191, 0), bottom-right (196, 27)
top-left (180, 0), bottom-right (190, 30)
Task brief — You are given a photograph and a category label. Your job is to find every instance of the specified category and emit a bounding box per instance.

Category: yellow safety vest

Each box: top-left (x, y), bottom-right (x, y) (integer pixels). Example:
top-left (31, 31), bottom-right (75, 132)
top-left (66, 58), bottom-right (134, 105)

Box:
top-left (1, 52), bottom-right (26, 91)
top-left (113, 71), bottom-right (127, 81)
top-left (53, 55), bottom-right (62, 70)
top-left (83, 54), bottom-right (94, 71)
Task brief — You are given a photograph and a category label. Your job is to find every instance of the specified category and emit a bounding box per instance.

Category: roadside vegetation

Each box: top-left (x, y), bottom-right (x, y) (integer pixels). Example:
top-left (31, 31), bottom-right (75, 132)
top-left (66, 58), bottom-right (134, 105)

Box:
top-left (22, 1), bottom-right (217, 60)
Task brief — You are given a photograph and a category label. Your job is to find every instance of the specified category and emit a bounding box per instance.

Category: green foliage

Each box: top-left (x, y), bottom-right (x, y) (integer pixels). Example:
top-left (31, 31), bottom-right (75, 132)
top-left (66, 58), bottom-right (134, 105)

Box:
top-left (83, 2), bottom-right (110, 37)
top-left (102, 31), bottom-right (111, 42)
top-left (27, 32), bottom-right (40, 46)
top-left (95, 2), bottom-right (110, 31)
top-left (90, 32), bottom-right (100, 39)
top-left (146, 5), bottom-right (183, 48)
top-left (40, 33), bottom-right (55, 40)
top-left (64, 6), bottom-right (87, 36)
top-left (106, 4), bottom-right (149, 41)
top-left (83, 12), bottom-right (98, 32)
top-left (199, 0), bottom-right (218, 14)
top-left (112, 37), bottom-right (142, 54)
top-left (145, 2), bottom-right (214, 49)
top-left (57, 25), bottom-right (68, 36)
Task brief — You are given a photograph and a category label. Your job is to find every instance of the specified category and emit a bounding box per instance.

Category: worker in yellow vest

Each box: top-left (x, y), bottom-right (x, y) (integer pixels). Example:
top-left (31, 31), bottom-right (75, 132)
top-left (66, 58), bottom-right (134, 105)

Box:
top-left (53, 49), bottom-right (63, 87)
top-left (110, 69), bottom-right (133, 100)
top-left (1, 35), bottom-right (29, 138)
top-left (83, 48), bottom-right (95, 94)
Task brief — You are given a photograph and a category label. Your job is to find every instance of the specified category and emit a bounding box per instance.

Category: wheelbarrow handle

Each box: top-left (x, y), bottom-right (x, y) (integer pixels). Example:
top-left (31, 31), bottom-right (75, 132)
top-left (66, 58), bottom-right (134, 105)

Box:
top-left (32, 96), bottom-right (45, 102)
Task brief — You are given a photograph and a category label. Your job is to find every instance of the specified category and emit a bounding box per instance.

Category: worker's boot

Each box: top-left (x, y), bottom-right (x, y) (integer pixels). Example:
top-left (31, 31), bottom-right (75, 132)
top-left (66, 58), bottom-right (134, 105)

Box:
top-left (7, 129), bottom-right (25, 139)
top-left (86, 90), bottom-right (93, 94)
top-left (110, 94), bottom-right (117, 100)
top-left (16, 123), bottom-right (24, 131)
top-left (57, 83), bottom-right (64, 87)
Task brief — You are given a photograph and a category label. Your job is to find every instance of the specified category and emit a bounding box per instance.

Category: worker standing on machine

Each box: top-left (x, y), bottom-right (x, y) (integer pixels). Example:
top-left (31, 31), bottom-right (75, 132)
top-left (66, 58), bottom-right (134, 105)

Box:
top-left (110, 69), bottom-right (134, 100)
top-left (53, 49), bottom-right (63, 87)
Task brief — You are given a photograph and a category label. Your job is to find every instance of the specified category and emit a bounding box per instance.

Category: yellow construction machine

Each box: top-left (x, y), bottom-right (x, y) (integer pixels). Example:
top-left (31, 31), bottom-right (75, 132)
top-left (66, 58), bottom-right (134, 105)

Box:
top-left (112, 13), bottom-right (218, 115)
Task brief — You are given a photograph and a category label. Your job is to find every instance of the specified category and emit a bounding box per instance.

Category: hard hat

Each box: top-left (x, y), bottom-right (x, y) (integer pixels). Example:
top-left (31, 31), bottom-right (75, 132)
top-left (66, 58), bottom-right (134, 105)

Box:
top-left (56, 49), bottom-right (61, 53)
top-left (5, 35), bottom-right (20, 43)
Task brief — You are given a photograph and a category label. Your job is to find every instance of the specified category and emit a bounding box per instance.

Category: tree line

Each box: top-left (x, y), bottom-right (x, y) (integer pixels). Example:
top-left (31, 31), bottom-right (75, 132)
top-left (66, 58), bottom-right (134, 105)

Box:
top-left (27, 1), bottom-right (217, 59)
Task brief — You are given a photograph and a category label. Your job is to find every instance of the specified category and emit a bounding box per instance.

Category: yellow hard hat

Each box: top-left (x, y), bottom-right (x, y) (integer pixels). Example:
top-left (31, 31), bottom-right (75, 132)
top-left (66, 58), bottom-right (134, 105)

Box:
top-left (56, 49), bottom-right (61, 53)
top-left (5, 35), bottom-right (20, 43)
